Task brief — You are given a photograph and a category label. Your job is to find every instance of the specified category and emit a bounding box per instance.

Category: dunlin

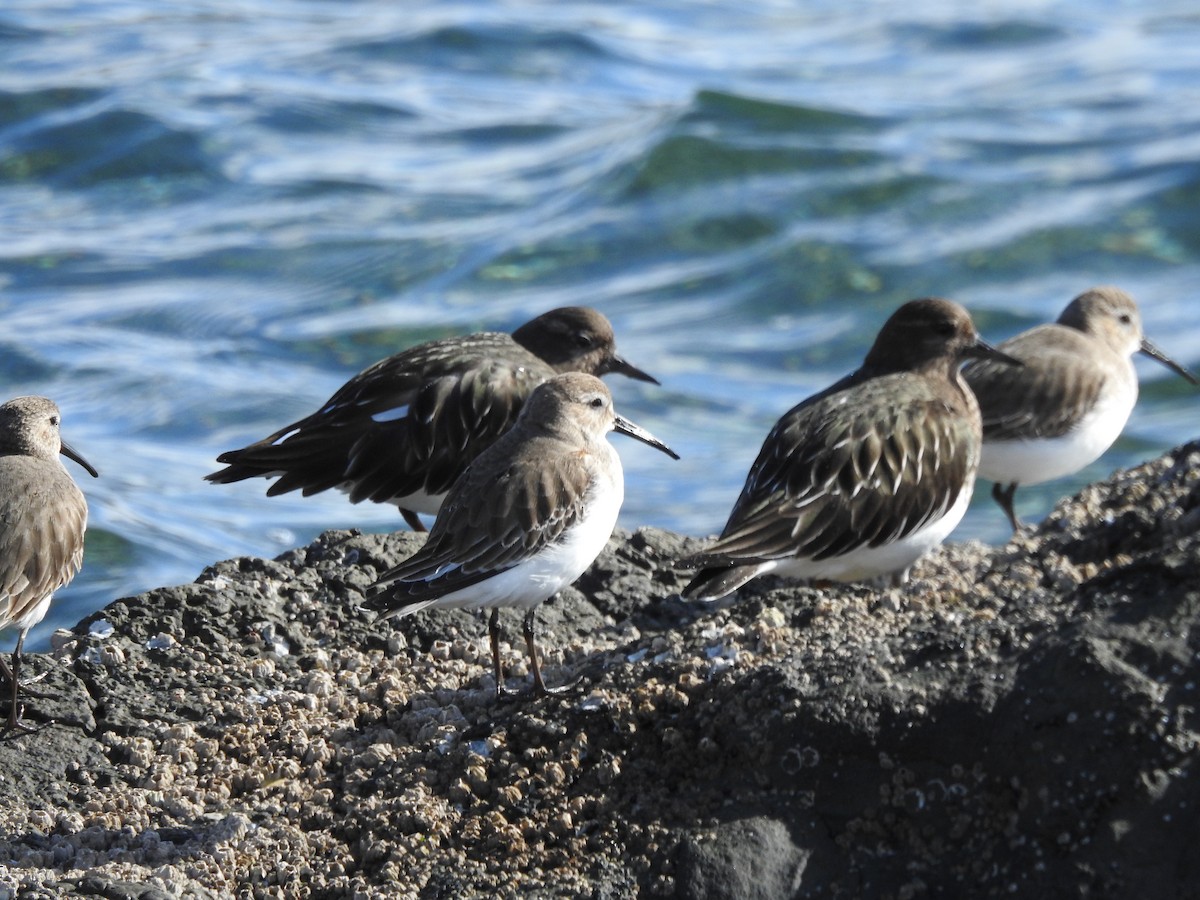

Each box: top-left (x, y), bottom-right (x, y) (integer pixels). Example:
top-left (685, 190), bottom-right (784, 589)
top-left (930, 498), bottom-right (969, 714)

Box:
top-left (963, 286), bottom-right (1197, 533)
top-left (679, 298), bottom-right (1019, 602)
top-left (207, 307), bottom-right (658, 531)
top-left (362, 372), bottom-right (678, 699)
top-left (0, 396), bottom-right (97, 731)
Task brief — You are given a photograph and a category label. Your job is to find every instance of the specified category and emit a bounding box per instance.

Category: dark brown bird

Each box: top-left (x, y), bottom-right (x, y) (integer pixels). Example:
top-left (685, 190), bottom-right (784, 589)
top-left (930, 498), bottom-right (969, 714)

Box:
top-left (207, 306), bottom-right (658, 531)
top-left (679, 298), bottom-right (1019, 602)
top-left (0, 396), bottom-right (97, 731)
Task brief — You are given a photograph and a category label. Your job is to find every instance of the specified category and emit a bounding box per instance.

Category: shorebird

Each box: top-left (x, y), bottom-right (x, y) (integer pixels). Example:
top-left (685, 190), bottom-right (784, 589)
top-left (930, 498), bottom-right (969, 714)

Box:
top-left (963, 286), bottom-right (1198, 533)
top-left (678, 298), bottom-right (1019, 602)
top-left (0, 396), bottom-right (97, 731)
top-left (206, 306), bottom-right (658, 531)
top-left (362, 372), bottom-right (678, 699)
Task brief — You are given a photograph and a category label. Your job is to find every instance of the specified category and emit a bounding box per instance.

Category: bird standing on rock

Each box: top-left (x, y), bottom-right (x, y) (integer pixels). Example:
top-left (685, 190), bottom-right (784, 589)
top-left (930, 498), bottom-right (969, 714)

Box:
top-left (0, 396), bottom-right (97, 732)
top-left (678, 298), bottom-right (1020, 602)
top-left (207, 307), bottom-right (658, 532)
top-left (963, 286), bottom-right (1198, 533)
top-left (363, 372), bottom-right (679, 699)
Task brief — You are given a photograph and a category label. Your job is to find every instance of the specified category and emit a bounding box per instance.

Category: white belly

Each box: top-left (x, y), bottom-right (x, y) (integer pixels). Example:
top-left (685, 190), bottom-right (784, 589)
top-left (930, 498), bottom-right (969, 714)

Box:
top-left (769, 474), bottom-right (974, 583)
top-left (404, 466), bottom-right (623, 613)
top-left (978, 385), bottom-right (1135, 486)
top-left (387, 487), bottom-right (445, 515)
top-left (3, 592), bottom-right (52, 634)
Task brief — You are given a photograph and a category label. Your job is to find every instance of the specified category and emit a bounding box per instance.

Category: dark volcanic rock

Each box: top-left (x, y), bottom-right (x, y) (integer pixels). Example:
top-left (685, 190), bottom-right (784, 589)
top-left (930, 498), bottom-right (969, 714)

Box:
top-left (2, 443), bottom-right (1200, 898)
top-left (676, 816), bottom-right (809, 899)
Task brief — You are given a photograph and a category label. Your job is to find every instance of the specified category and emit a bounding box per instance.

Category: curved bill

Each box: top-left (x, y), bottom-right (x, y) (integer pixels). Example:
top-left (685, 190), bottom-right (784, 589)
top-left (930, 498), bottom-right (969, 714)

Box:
top-left (61, 439), bottom-right (99, 478)
top-left (1140, 338), bottom-right (1199, 385)
top-left (605, 354), bottom-right (660, 385)
top-left (613, 414), bottom-right (679, 460)
top-left (965, 337), bottom-right (1023, 368)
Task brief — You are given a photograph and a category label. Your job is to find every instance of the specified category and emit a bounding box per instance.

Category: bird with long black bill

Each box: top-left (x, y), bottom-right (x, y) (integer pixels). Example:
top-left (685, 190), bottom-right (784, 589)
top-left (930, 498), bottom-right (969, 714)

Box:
top-left (679, 298), bottom-right (1020, 602)
top-left (363, 373), bottom-right (678, 699)
top-left (964, 286), bottom-right (1198, 533)
top-left (0, 396), bottom-right (97, 732)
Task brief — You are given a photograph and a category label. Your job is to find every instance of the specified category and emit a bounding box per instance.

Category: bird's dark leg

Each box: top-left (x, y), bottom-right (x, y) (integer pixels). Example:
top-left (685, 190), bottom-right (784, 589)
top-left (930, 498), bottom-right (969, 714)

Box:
top-left (489, 610), bottom-right (526, 701)
top-left (400, 508), bottom-right (428, 532)
top-left (488, 608), bottom-right (507, 701)
top-left (2, 632), bottom-right (36, 733)
top-left (0, 649), bottom-right (15, 730)
top-left (523, 609), bottom-right (572, 698)
top-left (992, 482), bottom-right (1022, 534)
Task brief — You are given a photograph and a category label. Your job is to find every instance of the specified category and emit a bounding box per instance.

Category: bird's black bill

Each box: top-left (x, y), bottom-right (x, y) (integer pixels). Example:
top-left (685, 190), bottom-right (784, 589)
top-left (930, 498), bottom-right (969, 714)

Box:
top-left (1140, 339), bottom-right (1199, 385)
top-left (965, 337), bottom-right (1023, 368)
top-left (61, 439), bottom-right (99, 478)
top-left (613, 414), bottom-right (679, 459)
top-left (606, 354), bottom-right (660, 385)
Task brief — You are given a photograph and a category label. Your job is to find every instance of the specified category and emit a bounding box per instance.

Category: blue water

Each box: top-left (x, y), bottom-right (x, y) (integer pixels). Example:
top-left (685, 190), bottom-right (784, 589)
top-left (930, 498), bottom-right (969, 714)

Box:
top-left (3, 1), bottom-right (1200, 650)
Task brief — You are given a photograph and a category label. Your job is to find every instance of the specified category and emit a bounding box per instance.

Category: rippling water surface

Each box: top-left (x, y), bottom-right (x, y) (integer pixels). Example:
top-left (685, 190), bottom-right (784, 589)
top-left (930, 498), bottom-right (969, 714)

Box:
top-left (4, 0), bottom-right (1200, 648)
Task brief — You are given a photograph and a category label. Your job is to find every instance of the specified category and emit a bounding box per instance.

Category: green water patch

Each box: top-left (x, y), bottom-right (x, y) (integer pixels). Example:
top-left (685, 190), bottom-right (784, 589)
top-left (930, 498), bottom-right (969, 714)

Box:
top-left (955, 219), bottom-right (1190, 278)
top-left (686, 89), bottom-right (889, 134)
top-left (475, 202), bottom-right (783, 288)
top-left (749, 241), bottom-right (887, 314)
top-left (624, 88), bottom-right (888, 196)
top-left (626, 133), bottom-right (879, 195)
top-left (807, 172), bottom-right (944, 218)
top-left (81, 526), bottom-right (140, 573)
top-left (1140, 168), bottom-right (1200, 257)
top-left (0, 108), bottom-right (225, 191)
top-left (668, 211), bottom-right (781, 252)
top-left (437, 121), bottom-right (572, 148)
top-left (273, 178), bottom-right (394, 200)
top-left (0, 86), bottom-right (105, 127)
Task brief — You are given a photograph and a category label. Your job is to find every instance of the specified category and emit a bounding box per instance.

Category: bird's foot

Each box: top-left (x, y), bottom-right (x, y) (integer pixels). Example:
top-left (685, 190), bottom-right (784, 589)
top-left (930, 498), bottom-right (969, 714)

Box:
top-left (1, 674), bottom-right (52, 700)
top-left (492, 674), bottom-right (583, 703)
top-left (1, 703), bottom-right (40, 735)
top-left (0, 659), bottom-right (51, 698)
top-left (494, 681), bottom-right (525, 703)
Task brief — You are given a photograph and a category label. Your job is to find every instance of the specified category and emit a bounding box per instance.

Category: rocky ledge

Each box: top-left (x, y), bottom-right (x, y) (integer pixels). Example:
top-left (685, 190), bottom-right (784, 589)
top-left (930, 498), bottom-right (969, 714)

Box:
top-left (2, 443), bottom-right (1200, 899)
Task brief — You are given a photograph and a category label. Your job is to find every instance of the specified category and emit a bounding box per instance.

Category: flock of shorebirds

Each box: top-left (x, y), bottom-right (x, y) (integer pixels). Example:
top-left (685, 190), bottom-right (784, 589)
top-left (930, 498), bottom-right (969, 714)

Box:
top-left (0, 287), bottom-right (1194, 726)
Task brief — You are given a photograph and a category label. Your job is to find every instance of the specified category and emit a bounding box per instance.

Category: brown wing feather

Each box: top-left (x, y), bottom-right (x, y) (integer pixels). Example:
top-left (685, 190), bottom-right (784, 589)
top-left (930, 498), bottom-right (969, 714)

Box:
top-left (343, 359), bottom-right (544, 503)
top-left (364, 432), bottom-right (592, 612)
top-left (964, 325), bottom-right (1105, 441)
top-left (684, 371), bottom-right (976, 567)
top-left (0, 457), bottom-right (87, 630)
top-left (208, 333), bottom-right (552, 503)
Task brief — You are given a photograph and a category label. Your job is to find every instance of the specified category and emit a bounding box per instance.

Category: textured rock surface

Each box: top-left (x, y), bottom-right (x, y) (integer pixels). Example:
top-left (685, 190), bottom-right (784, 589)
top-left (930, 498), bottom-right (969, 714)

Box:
top-left (2, 443), bottom-right (1200, 898)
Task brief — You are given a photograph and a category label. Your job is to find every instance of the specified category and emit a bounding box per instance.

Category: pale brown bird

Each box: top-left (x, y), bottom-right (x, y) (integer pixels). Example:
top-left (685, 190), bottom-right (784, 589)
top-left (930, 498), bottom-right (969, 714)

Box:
top-left (964, 286), bottom-right (1197, 532)
top-left (0, 396), bottom-right (97, 731)
top-left (364, 373), bottom-right (678, 699)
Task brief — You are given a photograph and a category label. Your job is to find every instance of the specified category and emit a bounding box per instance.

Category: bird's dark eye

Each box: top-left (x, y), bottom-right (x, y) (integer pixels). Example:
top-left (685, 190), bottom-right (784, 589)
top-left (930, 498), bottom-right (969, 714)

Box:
top-left (1118, 313), bottom-right (1133, 325)
top-left (575, 332), bottom-right (595, 349)
top-left (589, 397), bottom-right (604, 408)
top-left (49, 415), bottom-right (60, 426)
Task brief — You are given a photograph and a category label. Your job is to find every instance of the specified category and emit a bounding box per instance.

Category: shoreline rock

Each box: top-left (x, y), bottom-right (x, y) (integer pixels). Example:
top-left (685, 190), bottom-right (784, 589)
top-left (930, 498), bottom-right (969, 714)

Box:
top-left (2, 442), bottom-right (1199, 898)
